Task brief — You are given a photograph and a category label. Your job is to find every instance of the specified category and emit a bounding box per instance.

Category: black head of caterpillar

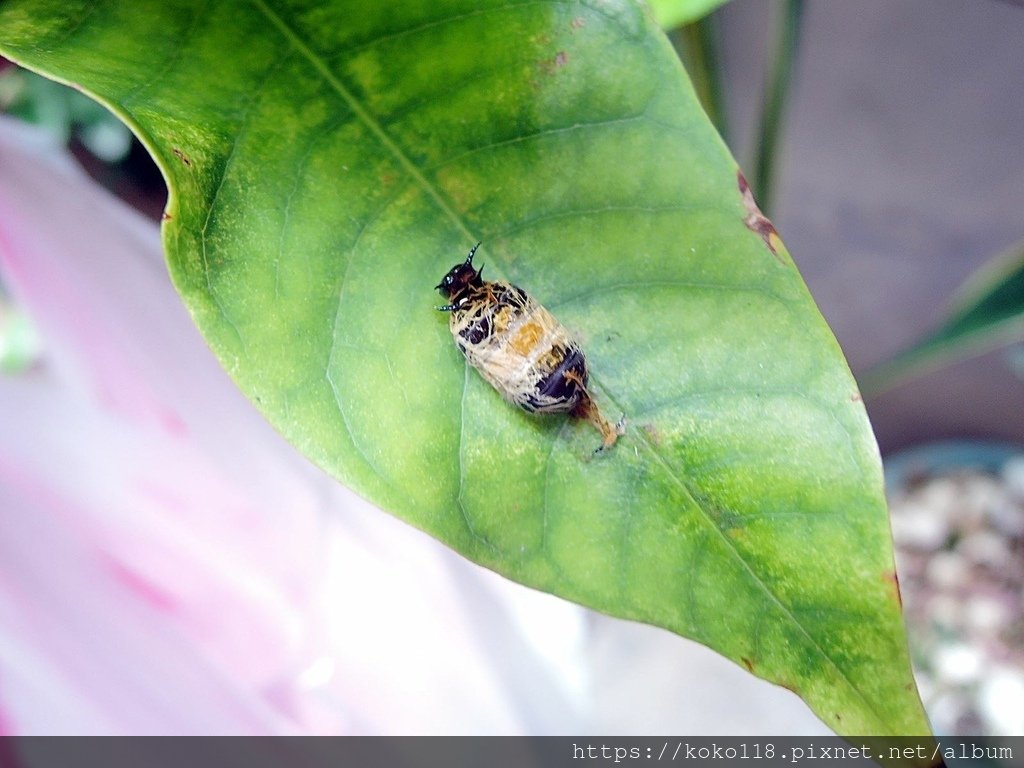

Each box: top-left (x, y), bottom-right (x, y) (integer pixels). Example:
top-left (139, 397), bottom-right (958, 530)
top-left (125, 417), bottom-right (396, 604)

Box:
top-left (435, 241), bottom-right (484, 310)
top-left (435, 243), bottom-right (623, 451)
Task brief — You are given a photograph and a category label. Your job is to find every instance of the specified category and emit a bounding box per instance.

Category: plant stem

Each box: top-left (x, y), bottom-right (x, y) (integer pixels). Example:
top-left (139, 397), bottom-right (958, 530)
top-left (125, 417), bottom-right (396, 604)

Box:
top-left (751, 0), bottom-right (804, 217)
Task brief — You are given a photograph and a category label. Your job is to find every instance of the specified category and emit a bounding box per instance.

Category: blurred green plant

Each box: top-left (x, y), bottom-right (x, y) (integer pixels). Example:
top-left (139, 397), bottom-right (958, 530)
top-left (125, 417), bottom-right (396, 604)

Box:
top-left (648, 0), bottom-right (732, 30)
top-left (862, 239), bottom-right (1024, 395)
top-left (662, 0), bottom-right (803, 217)
top-left (0, 293), bottom-right (40, 373)
top-left (0, 61), bottom-right (132, 161)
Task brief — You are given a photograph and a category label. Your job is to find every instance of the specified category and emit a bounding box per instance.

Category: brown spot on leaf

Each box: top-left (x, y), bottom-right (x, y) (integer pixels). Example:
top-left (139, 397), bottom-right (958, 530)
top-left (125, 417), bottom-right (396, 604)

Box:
top-left (884, 570), bottom-right (903, 609)
top-left (571, 16), bottom-right (586, 30)
top-left (851, 391), bottom-right (862, 403)
top-left (741, 657), bottom-right (754, 672)
top-left (161, 212), bottom-right (172, 221)
top-left (539, 51), bottom-right (568, 75)
top-left (738, 171), bottom-right (784, 263)
top-left (172, 148), bottom-right (191, 167)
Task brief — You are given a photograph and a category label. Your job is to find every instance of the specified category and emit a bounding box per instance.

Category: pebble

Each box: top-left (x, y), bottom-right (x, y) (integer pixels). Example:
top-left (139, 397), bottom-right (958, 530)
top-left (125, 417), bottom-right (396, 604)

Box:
top-left (1003, 456), bottom-right (1024, 500)
top-left (959, 530), bottom-right (1012, 569)
top-left (924, 550), bottom-right (969, 590)
top-left (889, 461), bottom-right (1024, 736)
top-left (978, 667), bottom-right (1024, 735)
top-left (890, 503), bottom-right (950, 549)
top-left (926, 690), bottom-right (971, 736)
top-left (964, 594), bottom-right (1012, 634)
top-left (960, 475), bottom-right (1004, 518)
top-left (933, 643), bottom-right (983, 684)
top-left (925, 594), bottom-right (962, 629)
top-left (989, 497), bottom-right (1024, 537)
top-left (916, 477), bottom-right (962, 520)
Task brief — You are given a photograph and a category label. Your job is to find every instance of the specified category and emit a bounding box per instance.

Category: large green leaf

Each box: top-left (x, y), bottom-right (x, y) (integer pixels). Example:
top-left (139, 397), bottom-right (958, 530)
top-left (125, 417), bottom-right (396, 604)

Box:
top-left (0, 0), bottom-right (931, 736)
top-left (863, 238), bottom-right (1024, 395)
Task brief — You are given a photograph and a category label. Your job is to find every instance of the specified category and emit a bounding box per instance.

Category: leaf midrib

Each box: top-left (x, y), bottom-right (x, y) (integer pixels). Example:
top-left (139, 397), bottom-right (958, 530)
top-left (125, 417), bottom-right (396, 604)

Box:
top-left (248, 0), bottom-right (884, 730)
top-left (247, 0), bottom-right (480, 247)
top-left (589, 373), bottom-right (885, 727)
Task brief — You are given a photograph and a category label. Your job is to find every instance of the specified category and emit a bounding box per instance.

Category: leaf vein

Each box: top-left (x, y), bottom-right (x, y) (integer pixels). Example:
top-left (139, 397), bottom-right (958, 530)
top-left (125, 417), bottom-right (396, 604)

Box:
top-left (550, 278), bottom-right (789, 308)
top-left (274, 107), bottom-right (351, 298)
top-left (491, 203), bottom-right (701, 241)
top-left (45, 0), bottom-right (105, 47)
top-left (426, 112), bottom-right (652, 173)
top-left (335, 0), bottom-right (629, 58)
top-left (197, 56), bottom-right (290, 351)
top-left (323, 186), bottom-right (409, 483)
top-left (119, 0), bottom-right (213, 106)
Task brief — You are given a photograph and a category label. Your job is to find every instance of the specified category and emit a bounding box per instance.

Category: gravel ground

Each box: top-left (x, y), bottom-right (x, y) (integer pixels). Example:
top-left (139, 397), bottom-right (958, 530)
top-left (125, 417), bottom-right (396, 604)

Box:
top-left (889, 454), bottom-right (1024, 735)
